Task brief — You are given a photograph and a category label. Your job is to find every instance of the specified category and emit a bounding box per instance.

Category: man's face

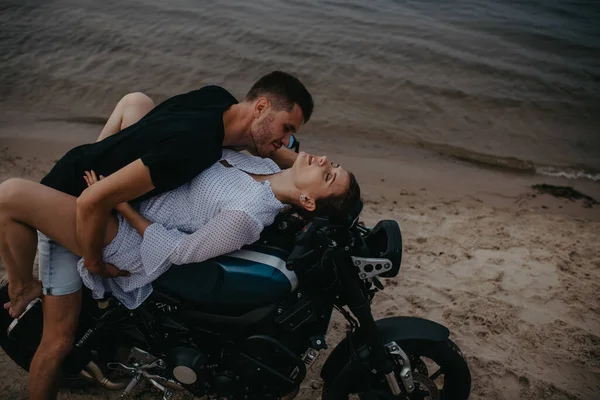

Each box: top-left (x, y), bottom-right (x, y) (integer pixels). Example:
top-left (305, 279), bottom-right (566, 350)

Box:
top-left (249, 103), bottom-right (304, 157)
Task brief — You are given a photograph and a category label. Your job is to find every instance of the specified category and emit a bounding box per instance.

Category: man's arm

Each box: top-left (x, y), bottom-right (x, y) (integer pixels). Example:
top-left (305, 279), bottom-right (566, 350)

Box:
top-left (269, 147), bottom-right (299, 169)
top-left (76, 159), bottom-right (154, 277)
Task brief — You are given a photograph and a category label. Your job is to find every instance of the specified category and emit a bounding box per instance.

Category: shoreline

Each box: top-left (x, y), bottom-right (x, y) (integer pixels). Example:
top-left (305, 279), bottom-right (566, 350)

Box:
top-left (2, 108), bottom-right (599, 186)
top-left (2, 120), bottom-right (599, 224)
top-left (1, 116), bottom-right (599, 399)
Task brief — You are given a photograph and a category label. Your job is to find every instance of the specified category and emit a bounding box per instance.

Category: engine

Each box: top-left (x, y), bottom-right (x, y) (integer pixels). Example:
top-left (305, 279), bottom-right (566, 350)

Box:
top-left (167, 347), bottom-right (207, 387)
top-left (164, 340), bottom-right (304, 399)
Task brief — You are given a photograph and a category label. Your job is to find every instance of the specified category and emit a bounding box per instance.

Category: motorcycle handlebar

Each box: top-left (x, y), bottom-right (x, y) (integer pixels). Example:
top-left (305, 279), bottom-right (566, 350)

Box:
top-left (286, 217), bottom-right (332, 272)
top-left (289, 223), bottom-right (315, 256)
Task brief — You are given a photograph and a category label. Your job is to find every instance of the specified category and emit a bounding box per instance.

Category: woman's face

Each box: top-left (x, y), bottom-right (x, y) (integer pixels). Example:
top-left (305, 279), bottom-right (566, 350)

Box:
top-left (291, 151), bottom-right (351, 211)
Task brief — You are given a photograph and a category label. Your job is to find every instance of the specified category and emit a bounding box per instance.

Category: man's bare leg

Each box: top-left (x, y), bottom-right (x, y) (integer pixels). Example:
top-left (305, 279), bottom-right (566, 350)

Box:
top-left (29, 291), bottom-right (81, 400)
top-left (97, 92), bottom-right (155, 142)
top-left (29, 92), bottom-right (151, 399)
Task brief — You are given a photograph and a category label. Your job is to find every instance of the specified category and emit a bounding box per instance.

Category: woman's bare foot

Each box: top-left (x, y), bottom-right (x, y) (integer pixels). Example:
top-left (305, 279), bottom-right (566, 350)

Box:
top-left (5, 280), bottom-right (42, 318)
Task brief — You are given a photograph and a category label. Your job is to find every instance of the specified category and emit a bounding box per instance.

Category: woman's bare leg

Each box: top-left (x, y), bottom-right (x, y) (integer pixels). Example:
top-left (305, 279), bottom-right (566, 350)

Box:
top-left (0, 212), bottom-right (41, 318)
top-left (96, 92), bottom-right (155, 142)
top-left (0, 178), bottom-right (118, 317)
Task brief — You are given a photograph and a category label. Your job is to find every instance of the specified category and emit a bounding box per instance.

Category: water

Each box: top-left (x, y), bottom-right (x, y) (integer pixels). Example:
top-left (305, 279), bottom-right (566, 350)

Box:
top-left (1, 0), bottom-right (599, 180)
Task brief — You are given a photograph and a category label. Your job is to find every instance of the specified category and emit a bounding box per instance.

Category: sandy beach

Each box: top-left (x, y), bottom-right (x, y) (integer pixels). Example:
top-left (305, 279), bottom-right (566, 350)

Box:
top-left (0, 113), bottom-right (598, 400)
top-left (2, 0), bottom-right (599, 397)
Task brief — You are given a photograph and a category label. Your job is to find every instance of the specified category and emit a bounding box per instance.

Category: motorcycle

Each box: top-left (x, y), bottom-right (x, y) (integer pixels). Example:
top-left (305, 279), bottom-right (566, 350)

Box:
top-left (0, 203), bottom-right (471, 399)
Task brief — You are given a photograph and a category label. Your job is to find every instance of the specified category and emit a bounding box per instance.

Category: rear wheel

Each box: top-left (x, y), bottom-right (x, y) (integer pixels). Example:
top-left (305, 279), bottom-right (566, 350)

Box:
top-left (0, 282), bottom-right (91, 388)
top-left (357, 339), bottom-right (470, 400)
top-left (0, 282), bottom-right (41, 372)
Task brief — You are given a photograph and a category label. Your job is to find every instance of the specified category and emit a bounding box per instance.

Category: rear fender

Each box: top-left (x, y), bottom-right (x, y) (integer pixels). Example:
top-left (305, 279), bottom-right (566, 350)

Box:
top-left (321, 316), bottom-right (449, 383)
top-left (0, 283), bottom-right (93, 374)
top-left (0, 282), bottom-right (40, 371)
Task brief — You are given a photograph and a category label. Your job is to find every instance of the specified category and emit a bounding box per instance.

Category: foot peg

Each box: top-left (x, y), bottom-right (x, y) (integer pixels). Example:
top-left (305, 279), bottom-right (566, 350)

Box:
top-left (116, 372), bottom-right (175, 400)
top-left (107, 358), bottom-right (180, 399)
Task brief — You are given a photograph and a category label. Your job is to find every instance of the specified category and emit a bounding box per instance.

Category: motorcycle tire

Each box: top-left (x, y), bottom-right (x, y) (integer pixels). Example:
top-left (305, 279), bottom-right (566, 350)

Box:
top-left (0, 283), bottom-right (91, 389)
top-left (326, 338), bottom-right (471, 400)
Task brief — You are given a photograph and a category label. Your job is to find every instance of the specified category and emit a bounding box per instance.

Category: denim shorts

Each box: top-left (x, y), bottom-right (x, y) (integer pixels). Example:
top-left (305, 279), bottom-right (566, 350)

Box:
top-left (37, 232), bottom-right (82, 296)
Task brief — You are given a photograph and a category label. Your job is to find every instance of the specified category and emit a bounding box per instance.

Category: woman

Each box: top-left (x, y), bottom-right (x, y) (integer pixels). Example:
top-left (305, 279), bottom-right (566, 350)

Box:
top-left (1, 149), bottom-right (360, 310)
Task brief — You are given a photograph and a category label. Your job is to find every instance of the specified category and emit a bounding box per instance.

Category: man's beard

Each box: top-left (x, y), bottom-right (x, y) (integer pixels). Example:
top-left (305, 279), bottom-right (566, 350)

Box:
top-left (252, 113), bottom-right (276, 157)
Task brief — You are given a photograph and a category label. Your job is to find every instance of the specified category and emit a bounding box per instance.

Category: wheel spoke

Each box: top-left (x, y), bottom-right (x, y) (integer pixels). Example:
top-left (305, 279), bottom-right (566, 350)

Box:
top-left (429, 367), bottom-right (443, 381)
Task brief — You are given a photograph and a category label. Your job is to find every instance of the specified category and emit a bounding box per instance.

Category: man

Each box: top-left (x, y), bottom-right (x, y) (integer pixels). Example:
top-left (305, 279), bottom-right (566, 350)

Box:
top-left (1, 71), bottom-right (313, 399)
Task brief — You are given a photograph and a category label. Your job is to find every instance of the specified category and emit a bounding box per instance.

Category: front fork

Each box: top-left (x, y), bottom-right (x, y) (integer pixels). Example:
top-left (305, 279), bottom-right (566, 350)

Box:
top-left (335, 253), bottom-right (414, 396)
top-left (384, 341), bottom-right (415, 395)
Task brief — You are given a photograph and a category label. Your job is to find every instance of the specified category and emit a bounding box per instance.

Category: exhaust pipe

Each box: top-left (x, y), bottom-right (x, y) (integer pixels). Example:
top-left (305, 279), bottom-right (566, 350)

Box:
top-left (80, 361), bottom-right (129, 390)
top-left (80, 359), bottom-right (299, 398)
top-left (81, 361), bottom-right (185, 393)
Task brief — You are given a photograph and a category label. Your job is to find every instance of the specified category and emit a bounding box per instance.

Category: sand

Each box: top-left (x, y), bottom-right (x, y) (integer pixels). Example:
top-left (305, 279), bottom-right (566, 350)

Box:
top-left (0, 114), bottom-right (599, 400)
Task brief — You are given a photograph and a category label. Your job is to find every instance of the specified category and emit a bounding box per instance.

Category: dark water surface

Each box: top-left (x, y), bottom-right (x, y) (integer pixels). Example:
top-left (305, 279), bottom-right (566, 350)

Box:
top-left (1, 0), bottom-right (599, 179)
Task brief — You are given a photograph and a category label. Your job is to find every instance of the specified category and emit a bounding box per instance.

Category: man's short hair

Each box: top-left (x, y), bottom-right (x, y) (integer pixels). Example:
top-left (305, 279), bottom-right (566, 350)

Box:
top-left (245, 71), bottom-right (314, 123)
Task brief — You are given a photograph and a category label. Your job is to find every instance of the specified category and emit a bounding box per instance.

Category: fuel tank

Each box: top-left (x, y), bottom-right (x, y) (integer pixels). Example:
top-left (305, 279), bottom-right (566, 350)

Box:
top-left (153, 245), bottom-right (297, 308)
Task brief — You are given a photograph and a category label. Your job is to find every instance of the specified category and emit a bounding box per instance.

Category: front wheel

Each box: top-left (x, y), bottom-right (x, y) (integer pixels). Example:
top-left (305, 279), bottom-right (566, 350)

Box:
top-left (324, 338), bottom-right (471, 400)
top-left (359, 339), bottom-right (470, 400)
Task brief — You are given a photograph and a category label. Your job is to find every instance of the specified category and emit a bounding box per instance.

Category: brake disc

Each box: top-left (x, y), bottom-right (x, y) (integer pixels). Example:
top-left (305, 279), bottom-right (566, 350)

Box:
top-left (410, 356), bottom-right (429, 377)
top-left (407, 373), bottom-right (439, 400)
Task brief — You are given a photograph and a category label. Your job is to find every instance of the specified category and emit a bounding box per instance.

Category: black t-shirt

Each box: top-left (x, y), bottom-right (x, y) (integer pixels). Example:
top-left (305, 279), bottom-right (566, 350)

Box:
top-left (41, 86), bottom-right (238, 201)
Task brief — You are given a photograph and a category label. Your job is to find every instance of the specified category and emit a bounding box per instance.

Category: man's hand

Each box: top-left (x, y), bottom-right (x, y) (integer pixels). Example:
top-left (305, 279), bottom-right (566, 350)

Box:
top-left (85, 260), bottom-right (130, 278)
top-left (77, 159), bottom-right (154, 276)
top-left (270, 146), bottom-right (299, 169)
top-left (82, 170), bottom-right (133, 278)
top-left (84, 169), bottom-right (152, 238)
top-left (83, 170), bottom-right (130, 213)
